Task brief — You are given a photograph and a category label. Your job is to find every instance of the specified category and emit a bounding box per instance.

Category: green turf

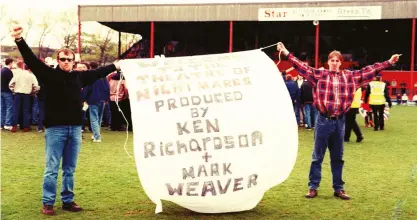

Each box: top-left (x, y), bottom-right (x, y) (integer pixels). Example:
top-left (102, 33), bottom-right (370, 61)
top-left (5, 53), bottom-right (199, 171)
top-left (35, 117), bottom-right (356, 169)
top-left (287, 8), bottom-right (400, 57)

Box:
top-left (2, 106), bottom-right (417, 219)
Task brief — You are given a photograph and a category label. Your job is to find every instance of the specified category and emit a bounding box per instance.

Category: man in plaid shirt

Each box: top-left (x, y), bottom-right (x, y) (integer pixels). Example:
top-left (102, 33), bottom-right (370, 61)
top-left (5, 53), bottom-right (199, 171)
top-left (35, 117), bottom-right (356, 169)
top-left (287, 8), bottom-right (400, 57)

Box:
top-left (277, 42), bottom-right (400, 200)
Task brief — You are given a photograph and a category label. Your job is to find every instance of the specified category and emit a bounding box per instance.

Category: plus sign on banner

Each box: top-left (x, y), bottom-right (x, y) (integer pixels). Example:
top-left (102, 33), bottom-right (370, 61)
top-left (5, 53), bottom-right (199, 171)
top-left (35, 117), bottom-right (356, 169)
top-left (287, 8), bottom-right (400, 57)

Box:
top-left (120, 49), bottom-right (298, 214)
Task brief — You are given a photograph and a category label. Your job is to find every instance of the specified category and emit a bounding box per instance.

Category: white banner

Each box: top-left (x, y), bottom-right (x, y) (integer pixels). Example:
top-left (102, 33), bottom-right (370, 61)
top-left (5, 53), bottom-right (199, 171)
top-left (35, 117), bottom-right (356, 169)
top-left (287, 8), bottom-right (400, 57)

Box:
top-left (259, 6), bottom-right (382, 21)
top-left (120, 50), bottom-right (298, 214)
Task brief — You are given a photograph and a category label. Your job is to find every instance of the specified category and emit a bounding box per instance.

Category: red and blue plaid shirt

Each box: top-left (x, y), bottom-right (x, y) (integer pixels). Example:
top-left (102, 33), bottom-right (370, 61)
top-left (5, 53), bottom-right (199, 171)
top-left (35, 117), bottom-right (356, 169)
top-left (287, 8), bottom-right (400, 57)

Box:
top-left (288, 54), bottom-right (391, 117)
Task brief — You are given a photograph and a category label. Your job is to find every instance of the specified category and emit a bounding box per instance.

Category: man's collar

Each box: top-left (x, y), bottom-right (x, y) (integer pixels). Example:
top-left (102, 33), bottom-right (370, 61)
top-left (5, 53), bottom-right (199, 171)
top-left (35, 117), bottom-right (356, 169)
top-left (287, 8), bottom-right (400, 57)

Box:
top-left (57, 65), bottom-right (72, 73)
top-left (329, 70), bottom-right (342, 75)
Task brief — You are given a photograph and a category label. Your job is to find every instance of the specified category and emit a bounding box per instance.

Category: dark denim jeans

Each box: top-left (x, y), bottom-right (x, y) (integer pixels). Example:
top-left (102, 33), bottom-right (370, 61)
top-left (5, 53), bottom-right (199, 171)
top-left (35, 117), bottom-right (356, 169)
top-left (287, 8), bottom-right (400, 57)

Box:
top-left (308, 114), bottom-right (345, 192)
top-left (13, 93), bottom-right (31, 128)
top-left (31, 96), bottom-right (39, 124)
top-left (38, 100), bottom-right (45, 130)
top-left (293, 102), bottom-right (300, 125)
top-left (102, 101), bottom-right (111, 126)
top-left (42, 126), bottom-right (82, 205)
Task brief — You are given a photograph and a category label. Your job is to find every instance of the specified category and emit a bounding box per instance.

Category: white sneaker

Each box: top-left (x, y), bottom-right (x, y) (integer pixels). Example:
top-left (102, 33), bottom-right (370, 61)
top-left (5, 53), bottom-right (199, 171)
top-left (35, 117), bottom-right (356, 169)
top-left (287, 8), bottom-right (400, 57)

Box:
top-left (91, 135), bottom-right (94, 140)
top-left (4, 126), bottom-right (13, 131)
top-left (92, 139), bottom-right (101, 143)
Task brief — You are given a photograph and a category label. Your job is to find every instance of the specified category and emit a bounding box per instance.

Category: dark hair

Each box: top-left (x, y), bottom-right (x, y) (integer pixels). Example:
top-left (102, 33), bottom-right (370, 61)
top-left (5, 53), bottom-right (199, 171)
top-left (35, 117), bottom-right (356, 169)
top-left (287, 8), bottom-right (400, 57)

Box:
top-left (5, 58), bottom-right (14, 65)
top-left (89, 61), bottom-right (99, 69)
top-left (82, 62), bottom-right (91, 70)
top-left (74, 62), bottom-right (90, 70)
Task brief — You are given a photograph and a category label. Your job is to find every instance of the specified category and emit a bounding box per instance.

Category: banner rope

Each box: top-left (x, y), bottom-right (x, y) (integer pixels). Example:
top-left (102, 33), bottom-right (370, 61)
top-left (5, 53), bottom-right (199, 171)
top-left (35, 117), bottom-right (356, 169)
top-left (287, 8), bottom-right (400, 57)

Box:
top-left (115, 72), bottom-right (135, 160)
top-left (259, 42), bottom-right (282, 67)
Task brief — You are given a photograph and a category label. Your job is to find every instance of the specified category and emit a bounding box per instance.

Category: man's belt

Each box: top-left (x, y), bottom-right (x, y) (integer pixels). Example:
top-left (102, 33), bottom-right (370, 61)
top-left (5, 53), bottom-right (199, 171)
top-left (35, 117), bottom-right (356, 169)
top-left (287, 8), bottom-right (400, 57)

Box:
top-left (319, 112), bottom-right (344, 120)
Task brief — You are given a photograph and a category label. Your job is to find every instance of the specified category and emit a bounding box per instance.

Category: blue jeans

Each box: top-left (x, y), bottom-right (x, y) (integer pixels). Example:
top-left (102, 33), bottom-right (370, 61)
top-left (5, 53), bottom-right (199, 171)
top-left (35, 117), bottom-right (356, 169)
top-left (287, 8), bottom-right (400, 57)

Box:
top-left (13, 93), bottom-right (31, 128)
top-left (31, 96), bottom-right (39, 124)
top-left (89, 101), bottom-right (105, 140)
top-left (38, 100), bottom-right (45, 130)
top-left (293, 102), bottom-right (300, 125)
top-left (303, 103), bottom-right (318, 128)
top-left (42, 126), bottom-right (82, 205)
top-left (308, 114), bottom-right (345, 191)
top-left (1, 92), bottom-right (14, 127)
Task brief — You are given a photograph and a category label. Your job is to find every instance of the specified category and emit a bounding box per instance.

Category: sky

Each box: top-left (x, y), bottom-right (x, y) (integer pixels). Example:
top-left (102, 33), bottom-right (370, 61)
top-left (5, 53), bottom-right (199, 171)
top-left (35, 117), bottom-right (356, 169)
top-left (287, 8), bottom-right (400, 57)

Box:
top-left (0, 1), bottom-right (118, 49)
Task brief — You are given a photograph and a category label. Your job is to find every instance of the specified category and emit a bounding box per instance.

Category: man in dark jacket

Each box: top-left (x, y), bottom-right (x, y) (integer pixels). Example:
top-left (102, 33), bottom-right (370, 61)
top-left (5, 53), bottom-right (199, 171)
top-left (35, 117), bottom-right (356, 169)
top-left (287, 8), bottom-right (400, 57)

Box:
top-left (81, 62), bottom-right (110, 142)
top-left (300, 79), bottom-right (317, 129)
top-left (285, 74), bottom-right (300, 125)
top-left (12, 26), bottom-right (121, 216)
top-left (1, 58), bottom-right (15, 131)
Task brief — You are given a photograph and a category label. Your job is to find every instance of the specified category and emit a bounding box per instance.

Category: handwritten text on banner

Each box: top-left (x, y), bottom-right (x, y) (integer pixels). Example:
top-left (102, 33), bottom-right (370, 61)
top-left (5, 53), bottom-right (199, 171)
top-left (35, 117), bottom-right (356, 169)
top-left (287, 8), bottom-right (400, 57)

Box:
top-left (120, 50), bottom-right (298, 214)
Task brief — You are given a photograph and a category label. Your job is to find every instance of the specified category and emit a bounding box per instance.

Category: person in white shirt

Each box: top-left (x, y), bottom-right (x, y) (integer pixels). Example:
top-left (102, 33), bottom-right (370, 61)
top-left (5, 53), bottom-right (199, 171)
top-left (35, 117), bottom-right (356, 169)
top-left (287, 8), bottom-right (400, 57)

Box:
top-left (9, 62), bottom-right (39, 132)
top-left (401, 93), bottom-right (408, 105)
top-left (412, 93), bottom-right (417, 106)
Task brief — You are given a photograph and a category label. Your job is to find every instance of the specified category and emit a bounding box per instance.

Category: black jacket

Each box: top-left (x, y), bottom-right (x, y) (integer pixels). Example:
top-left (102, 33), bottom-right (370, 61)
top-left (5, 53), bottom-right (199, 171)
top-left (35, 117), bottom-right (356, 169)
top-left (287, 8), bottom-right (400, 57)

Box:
top-left (300, 80), bottom-right (314, 104)
top-left (16, 38), bottom-right (116, 128)
top-left (1, 67), bottom-right (13, 93)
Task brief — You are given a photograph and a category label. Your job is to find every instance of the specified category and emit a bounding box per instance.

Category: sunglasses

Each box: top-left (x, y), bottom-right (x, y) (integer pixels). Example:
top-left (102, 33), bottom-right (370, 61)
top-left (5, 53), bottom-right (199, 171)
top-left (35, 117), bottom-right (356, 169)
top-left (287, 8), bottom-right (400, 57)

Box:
top-left (59, 58), bottom-right (73, 62)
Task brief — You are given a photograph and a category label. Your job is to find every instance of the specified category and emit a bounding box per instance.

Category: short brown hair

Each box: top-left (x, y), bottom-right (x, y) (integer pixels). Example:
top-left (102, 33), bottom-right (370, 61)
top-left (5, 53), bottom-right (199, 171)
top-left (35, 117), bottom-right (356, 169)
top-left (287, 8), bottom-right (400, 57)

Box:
top-left (328, 50), bottom-right (344, 62)
top-left (5, 58), bottom-right (14, 65)
top-left (56, 48), bottom-right (75, 60)
top-left (89, 61), bottom-right (99, 69)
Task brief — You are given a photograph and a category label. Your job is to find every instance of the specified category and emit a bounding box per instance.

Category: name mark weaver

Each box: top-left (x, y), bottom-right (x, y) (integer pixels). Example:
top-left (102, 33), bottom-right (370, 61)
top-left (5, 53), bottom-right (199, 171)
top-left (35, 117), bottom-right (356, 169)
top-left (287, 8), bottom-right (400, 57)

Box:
top-left (166, 162), bottom-right (258, 196)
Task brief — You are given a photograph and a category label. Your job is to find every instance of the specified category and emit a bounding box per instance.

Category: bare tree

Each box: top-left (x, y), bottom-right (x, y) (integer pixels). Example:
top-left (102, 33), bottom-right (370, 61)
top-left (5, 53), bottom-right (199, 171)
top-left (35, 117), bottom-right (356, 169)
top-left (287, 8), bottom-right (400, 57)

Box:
top-left (54, 10), bottom-right (77, 50)
top-left (4, 9), bottom-right (33, 42)
top-left (24, 17), bottom-right (33, 40)
top-left (127, 34), bottom-right (141, 49)
top-left (119, 33), bottom-right (141, 54)
top-left (37, 14), bottom-right (53, 58)
top-left (89, 29), bottom-right (115, 64)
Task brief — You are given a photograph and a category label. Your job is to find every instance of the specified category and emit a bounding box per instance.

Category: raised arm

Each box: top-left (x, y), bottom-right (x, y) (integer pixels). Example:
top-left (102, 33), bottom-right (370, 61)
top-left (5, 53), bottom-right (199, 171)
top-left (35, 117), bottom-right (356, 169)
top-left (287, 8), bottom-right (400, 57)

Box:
top-left (276, 42), bottom-right (323, 85)
top-left (79, 62), bottom-right (119, 87)
top-left (351, 54), bottom-right (400, 87)
top-left (12, 26), bottom-right (51, 82)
